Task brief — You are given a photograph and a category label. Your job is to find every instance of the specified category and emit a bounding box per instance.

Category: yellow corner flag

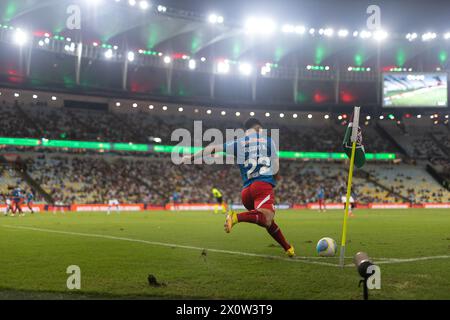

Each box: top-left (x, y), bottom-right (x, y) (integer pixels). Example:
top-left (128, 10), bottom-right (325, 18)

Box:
top-left (339, 106), bottom-right (364, 267)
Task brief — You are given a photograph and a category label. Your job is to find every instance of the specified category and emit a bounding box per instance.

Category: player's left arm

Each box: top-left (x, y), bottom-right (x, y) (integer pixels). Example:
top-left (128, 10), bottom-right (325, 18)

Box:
top-left (182, 144), bottom-right (225, 164)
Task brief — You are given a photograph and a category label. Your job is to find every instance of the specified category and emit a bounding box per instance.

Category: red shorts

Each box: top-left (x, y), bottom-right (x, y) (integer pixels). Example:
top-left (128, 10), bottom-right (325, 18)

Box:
top-left (241, 181), bottom-right (275, 212)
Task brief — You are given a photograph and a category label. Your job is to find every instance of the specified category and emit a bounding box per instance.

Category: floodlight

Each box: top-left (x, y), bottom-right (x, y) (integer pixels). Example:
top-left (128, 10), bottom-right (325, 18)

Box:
top-left (338, 29), bottom-right (349, 37)
top-left (217, 61), bottom-right (230, 74)
top-left (244, 17), bottom-right (276, 35)
top-left (373, 30), bottom-right (388, 41)
top-left (239, 62), bottom-right (252, 75)
top-left (127, 51), bottom-right (135, 62)
top-left (178, 107), bottom-right (183, 112)
top-left (188, 59), bottom-right (196, 70)
top-left (104, 49), bottom-right (113, 59)
top-left (163, 56), bottom-right (171, 64)
top-left (13, 29), bottom-right (28, 46)
top-left (139, 1), bottom-right (149, 10)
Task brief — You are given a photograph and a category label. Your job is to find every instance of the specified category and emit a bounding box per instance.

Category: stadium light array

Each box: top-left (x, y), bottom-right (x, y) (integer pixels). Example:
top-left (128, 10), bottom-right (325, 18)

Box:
top-left (132, 103), bottom-right (138, 108)
top-left (236, 112), bottom-right (240, 117)
top-left (206, 109), bottom-right (212, 114)
top-left (208, 14), bottom-right (224, 24)
top-left (149, 105), bottom-right (154, 109)
top-left (347, 66), bottom-right (371, 72)
top-left (104, 49), bottom-right (113, 59)
top-left (13, 29), bottom-right (28, 46)
top-left (239, 62), bottom-right (252, 75)
top-left (115, 102), bottom-right (121, 107)
top-left (265, 112), bottom-right (270, 117)
top-left (338, 29), bottom-right (349, 37)
top-left (373, 30), bottom-right (388, 41)
top-left (217, 61), bottom-right (230, 74)
top-left (51, 96), bottom-right (57, 101)
top-left (200, 57), bottom-right (206, 62)
top-left (422, 32), bottom-right (437, 41)
top-left (188, 59), bottom-right (196, 70)
top-left (221, 111), bottom-right (226, 116)
top-left (244, 17), bottom-right (276, 35)
top-left (406, 32), bottom-right (418, 41)
top-left (250, 112), bottom-right (255, 116)
top-left (293, 114), bottom-right (298, 118)
top-left (127, 51), bottom-right (135, 62)
top-left (163, 56), bottom-right (172, 64)
top-left (280, 113), bottom-right (285, 118)
top-left (359, 30), bottom-right (372, 39)
top-left (324, 114), bottom-right (330, 119)
top-left (14, 93), bottom-right (19, 98)
top-left (307, 114), bottom-right (313, 119)
top-left (306, 65), bottom-right (330, 71)
top-left (444, 33), bottom-right (450, 39)
top-left (139, 1), bottom-right (150, 10)
top-left (162, 105), bottom-right (168, 111)
top-left (157, 5), bottom-right (167, 12)
top-left (33, 94), bottom-right (38, 99)
top-left (128, 0), bottom-right (137, 6)
top-left (178, 107), bottom-right (183, 112)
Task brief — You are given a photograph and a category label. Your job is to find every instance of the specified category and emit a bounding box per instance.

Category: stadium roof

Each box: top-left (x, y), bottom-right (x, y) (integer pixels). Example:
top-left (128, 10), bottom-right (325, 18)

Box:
top-left (2, 0), bottom-right (450, 65)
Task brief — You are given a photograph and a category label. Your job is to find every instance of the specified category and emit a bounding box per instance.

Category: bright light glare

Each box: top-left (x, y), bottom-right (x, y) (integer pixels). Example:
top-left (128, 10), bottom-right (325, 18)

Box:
top-left (373, 30), bottom-right (388, 41)
top-left (104, 49), bottom-right (113, 59)
top-left (245, 17), bottom-right (276, 35)
top-left (338, 29), bottom-right (349, 37)
top-left (239, 62), bottom-right (252, 75)
top-left (188, 59), bottom-right (196, 70)
top-left (217, 61), bottom-right (230, 74)
top-left (139, 1), bottom-right (149, 10)
top-left (13, 29), bottom-right (28, 46)
top-left (127, 51), bottom-right (135, 62)
top-left (163, 56), bottom-right (171, 64)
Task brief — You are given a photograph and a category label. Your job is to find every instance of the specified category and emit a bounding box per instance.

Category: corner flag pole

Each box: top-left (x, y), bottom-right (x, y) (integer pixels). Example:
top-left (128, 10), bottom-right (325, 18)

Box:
top-left (339, 106), bottom-right (360, 268)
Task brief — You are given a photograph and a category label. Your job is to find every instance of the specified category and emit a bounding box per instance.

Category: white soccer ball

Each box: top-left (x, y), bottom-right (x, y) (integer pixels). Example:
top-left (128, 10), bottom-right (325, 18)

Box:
top-left (316, 237), bottom-right (337, 257)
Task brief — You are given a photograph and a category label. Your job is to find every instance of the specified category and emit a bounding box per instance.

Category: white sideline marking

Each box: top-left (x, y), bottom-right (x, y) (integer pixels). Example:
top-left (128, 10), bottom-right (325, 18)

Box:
top-left (2, 225), bottom-right (341, 267)
top-left (3, 225), bottom-right (450, 267)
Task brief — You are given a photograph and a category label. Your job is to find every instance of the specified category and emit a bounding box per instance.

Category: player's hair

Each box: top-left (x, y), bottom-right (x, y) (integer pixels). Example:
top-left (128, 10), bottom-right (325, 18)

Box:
top-left (244, 118), bottom-right (262, 130)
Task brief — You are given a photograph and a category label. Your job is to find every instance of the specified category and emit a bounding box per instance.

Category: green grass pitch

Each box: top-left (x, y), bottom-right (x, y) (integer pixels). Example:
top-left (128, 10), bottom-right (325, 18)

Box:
top-left (1, 209), bottom-right (449, 300)
top-left (385, 86), bottom-right (447, 106)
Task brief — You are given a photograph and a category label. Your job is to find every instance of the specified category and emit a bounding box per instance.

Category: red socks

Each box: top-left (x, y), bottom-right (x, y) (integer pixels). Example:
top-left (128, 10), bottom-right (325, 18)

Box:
top-left (266, 221), bottom-right (291, 251)
top-left (236, 211), bottom-right (291, 251)
top-left (237, 210), bottom-right (267, 227)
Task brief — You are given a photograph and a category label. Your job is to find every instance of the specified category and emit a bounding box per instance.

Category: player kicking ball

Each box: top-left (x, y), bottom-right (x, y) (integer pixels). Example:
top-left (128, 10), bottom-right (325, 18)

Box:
top-left (183, 118), bottom-right (295, 257)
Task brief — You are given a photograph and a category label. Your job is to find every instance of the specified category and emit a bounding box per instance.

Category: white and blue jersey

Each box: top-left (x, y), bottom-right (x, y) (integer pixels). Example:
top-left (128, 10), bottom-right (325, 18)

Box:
top-left (317, 187), bottom-right (325, 199)
top-left (223, 132), bottom-right (278, 189)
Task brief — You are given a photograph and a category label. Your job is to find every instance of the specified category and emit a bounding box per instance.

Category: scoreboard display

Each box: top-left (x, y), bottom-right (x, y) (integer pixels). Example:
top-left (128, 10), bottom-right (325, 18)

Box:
top-left (383, 73), bottom-right (448, 107)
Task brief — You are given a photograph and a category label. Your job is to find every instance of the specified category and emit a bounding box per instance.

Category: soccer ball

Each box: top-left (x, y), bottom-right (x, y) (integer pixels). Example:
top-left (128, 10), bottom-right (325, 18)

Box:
top-left (316, 237), bottom-right (337, 257)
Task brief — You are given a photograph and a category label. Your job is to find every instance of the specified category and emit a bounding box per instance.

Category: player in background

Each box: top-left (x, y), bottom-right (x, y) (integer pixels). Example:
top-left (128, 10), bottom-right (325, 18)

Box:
top-left (172, 191), bottom-right (181, 210)
top-left (12, 187), bottom-right (24, 216)
top-left (341, 190), bottom-right (355, 217)
top-left (183, 118), bottom-right (294, 257)
top-left (1, 193), bottom-right (13, 216)
top-left (317, 185), bottom-right (326, 212)
top-left (26, 190), bottom-right (34, 214)
top-left (211, 187), bottom-right (227, 214)
top-left (107, 198), bottom-right (120, 215)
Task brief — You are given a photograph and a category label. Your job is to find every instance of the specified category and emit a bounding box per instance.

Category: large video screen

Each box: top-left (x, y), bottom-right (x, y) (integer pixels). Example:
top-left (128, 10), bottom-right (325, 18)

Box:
top-left (383, 73), bottom-right (448, 107)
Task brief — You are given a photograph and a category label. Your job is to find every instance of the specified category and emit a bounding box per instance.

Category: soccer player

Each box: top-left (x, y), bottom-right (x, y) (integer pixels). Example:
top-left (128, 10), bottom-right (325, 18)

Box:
top-left (211, 187), bottom-right (227, 214)
top-left (172, 191), bottom-right (181, 210)
top-left (107, 198), bottom-right (120, 215)
top-left (317, 185), bottom-right (326, 212)
top-left (183, 118), bottom-right (295, 257)
top-left (25, 190), bottom-right (34, 214)
top-left (341, 190), bottom-right (355, 217)
top-left (1, 193), bottom-right (12, 216)
top-left (12, 187), bottom-right (24, 216)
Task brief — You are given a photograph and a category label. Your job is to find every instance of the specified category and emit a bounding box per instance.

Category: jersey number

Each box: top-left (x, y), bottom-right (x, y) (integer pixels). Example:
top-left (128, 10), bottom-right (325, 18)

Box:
top-left (244, 156), bottom-right (271, 179)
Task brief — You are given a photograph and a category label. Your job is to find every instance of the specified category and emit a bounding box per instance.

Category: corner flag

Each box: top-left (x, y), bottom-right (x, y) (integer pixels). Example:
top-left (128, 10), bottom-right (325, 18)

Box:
top-left (342, 112), bottom-right (366, 168)
top-left (339, 107), bottom-right (365, 267)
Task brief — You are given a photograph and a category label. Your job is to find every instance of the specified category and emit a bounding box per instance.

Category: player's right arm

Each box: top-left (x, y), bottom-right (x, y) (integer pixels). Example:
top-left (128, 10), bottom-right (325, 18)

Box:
top-left (182, 144), bottom-right (224, 164)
